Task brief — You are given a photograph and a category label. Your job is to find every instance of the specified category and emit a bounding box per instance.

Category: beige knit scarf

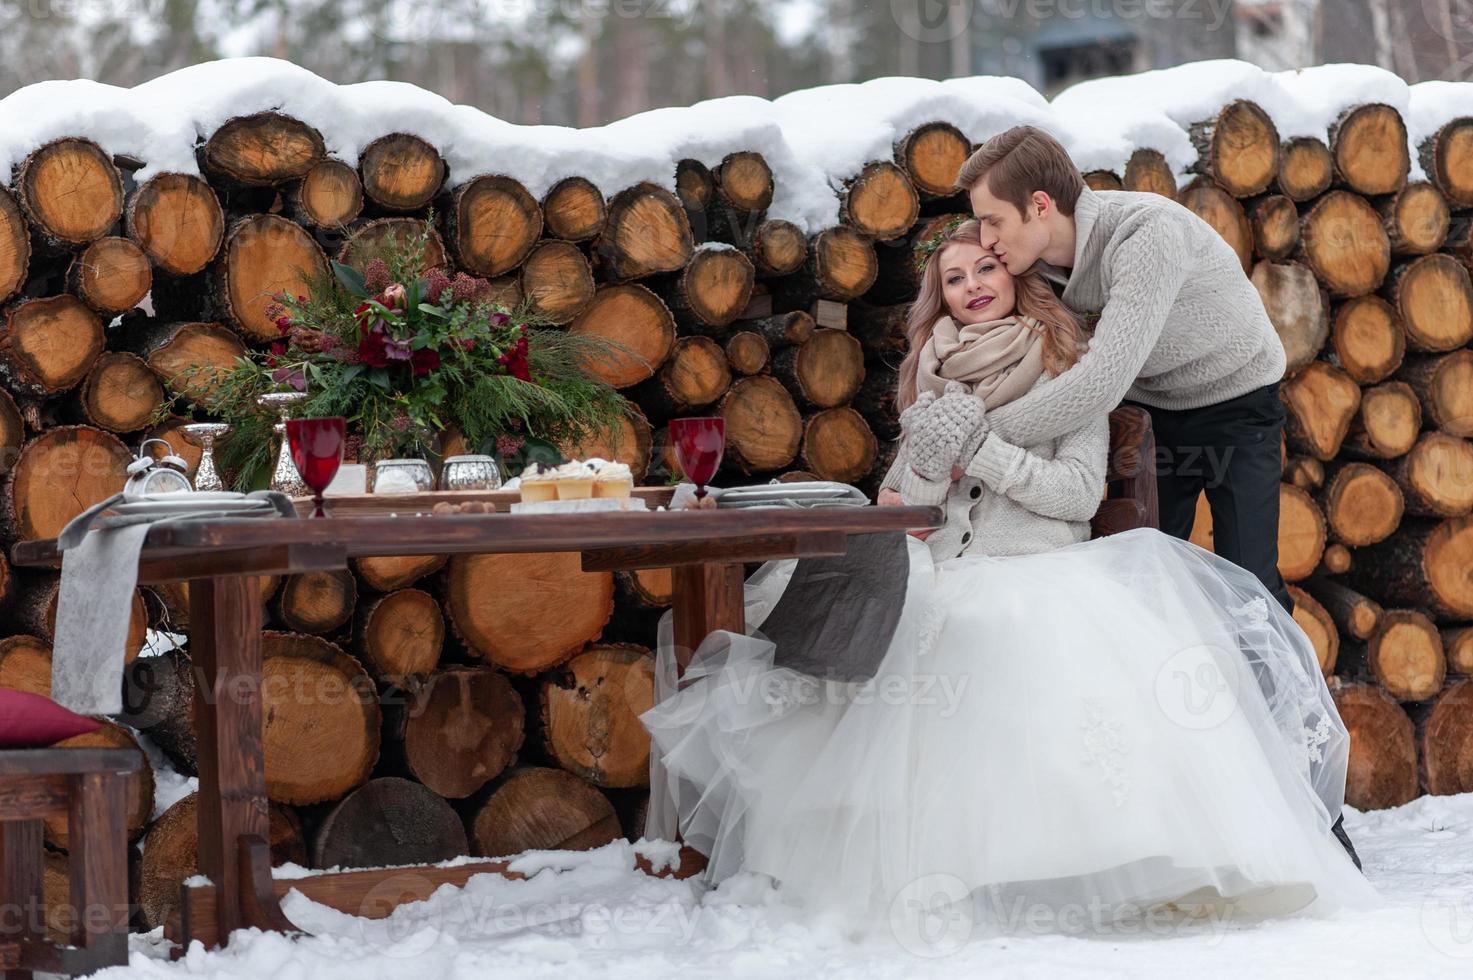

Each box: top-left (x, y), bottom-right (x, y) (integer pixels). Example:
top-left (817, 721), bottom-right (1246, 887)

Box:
top-left (916, 313), bottom-right (1047, 409)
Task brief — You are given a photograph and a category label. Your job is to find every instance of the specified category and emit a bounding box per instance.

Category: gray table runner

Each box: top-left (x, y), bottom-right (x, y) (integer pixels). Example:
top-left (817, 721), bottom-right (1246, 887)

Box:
top-left (666, 481), bottom-right (910, 682)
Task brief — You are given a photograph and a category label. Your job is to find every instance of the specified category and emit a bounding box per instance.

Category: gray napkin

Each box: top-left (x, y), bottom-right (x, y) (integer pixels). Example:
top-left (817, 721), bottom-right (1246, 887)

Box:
top-left (51, 491), bottom-right (296, 715)
top-left (52, 520), bottom-right (152, 714)
top-left (666, 481), bottom-right (909, 682)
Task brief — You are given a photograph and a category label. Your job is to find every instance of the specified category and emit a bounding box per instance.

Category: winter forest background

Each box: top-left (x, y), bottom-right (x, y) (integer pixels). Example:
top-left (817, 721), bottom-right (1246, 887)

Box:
top-left (5, 0), bottom-right (1473, 123)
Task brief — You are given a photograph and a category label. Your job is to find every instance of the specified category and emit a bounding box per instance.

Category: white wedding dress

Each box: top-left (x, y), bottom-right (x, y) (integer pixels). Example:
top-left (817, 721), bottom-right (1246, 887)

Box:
top-left (639, 526), bottom-right (1383, 941)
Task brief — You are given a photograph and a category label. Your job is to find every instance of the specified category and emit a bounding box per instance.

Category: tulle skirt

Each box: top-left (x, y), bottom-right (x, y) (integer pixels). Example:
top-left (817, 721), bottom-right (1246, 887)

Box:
top-left (639, 527), bottom-right (1382, 941)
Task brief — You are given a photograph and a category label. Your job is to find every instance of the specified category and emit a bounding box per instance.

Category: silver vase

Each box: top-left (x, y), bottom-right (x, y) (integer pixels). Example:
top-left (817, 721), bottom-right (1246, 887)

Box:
top-left (439, 454), bottom-right (502, 491)
top-left (179, 423), bottom-right (232, 492)
top-left (257, 391), bottom-right (309, 496)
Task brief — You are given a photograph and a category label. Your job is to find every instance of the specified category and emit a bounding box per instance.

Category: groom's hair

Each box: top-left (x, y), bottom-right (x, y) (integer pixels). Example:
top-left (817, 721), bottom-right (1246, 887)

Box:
top-left (955, 125), bottom-right (1084, 220)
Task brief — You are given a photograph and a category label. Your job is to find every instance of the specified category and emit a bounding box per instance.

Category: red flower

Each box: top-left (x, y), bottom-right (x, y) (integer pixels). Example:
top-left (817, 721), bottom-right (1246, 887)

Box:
top-left (358, 329), bottom-right (390, 368)
top-left (276, 316), bottom-right (292, 335)
top-left (410, 347), bottom-right (441, 377)
top-left (270, 340), bottom-right (287, 357)
top-left (459, 337), bottom-right (476, 351)
top-left (497, 335), bottom-right (531, 382)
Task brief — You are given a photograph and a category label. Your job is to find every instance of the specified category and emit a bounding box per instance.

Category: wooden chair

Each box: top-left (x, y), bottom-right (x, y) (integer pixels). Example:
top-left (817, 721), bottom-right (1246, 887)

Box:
top-left (1090, 405), bottom-right (1160, 538)
top-left (0, 747), bottom-right (138, 979)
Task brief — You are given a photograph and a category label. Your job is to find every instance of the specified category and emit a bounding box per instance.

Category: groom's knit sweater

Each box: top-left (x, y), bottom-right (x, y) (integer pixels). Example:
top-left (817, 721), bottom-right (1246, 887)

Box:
top-left (981, 185), bottom-right (1286, 446)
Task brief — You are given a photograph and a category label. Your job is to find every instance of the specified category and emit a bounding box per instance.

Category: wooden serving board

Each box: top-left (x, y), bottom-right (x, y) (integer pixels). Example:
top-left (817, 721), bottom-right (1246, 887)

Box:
top-left (294, 485), bottom-right (677, 515)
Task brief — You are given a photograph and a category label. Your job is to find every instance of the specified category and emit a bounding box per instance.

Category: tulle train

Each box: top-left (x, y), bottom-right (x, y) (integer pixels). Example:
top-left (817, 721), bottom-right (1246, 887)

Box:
top-left (639, 527), bottom-right (1383, 939)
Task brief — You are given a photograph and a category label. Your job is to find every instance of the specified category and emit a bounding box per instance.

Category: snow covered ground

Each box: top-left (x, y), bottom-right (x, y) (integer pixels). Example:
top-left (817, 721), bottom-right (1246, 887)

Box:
top-left (94, 790), bottom-right (1473, 979)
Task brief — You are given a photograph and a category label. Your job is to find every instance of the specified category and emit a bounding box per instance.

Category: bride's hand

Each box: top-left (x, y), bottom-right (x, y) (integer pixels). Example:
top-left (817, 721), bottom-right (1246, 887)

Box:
top-left (878, 488), bottom-right (934, 539)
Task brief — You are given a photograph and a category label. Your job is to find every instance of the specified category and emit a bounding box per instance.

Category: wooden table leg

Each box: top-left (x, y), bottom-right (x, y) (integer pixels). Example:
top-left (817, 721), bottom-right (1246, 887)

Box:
top-left (188, 576), bottom-right (291, 947)
top-left (661, 561), bottom-right (743, 874)
top-left (669, 562), bottom-right (745, 676)
top-left (66, 772), bottom-right (128, 968)
top-left (0, 819), bottom-right (43, 980)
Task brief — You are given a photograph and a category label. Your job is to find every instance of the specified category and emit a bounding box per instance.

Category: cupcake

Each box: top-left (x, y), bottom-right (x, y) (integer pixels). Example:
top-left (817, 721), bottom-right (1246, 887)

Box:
top-left (553, 460), bottom-right (596, 499)
top-left (518, 462), bottom-right (558, 502)
top-left (592, 461), bottom-right (634, 499)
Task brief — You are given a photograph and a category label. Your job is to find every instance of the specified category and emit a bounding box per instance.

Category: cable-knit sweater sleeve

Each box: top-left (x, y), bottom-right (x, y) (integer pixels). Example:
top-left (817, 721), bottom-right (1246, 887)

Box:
top-left (982, 209), bottom-right (1191, 446)
top-left (962, 413), bottom-right (1109, 521)
top-left (879, 440), bottom-right (906, 493)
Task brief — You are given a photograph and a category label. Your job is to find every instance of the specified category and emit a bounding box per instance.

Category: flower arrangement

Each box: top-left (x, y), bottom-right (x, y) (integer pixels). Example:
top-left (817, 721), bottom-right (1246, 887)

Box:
top-left (169, 216), bottom-right (633, 489)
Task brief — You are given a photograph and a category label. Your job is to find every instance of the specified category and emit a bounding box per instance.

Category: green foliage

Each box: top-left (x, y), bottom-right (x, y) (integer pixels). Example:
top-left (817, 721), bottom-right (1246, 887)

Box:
top-left (154, 215), bottom-right (636, 490)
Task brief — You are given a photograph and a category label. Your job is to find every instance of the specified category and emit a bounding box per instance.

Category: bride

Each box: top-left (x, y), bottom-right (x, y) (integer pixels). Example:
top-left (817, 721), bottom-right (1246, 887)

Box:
top-left (638, 217), bottom-right (1382, 945)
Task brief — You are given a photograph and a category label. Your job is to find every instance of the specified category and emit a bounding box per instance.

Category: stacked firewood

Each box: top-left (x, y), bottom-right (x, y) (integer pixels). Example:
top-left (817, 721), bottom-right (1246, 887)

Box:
top-left (1150, 101), bottom-right (1473, 816)
top-left (1, 94), bottom-right (1472, 936)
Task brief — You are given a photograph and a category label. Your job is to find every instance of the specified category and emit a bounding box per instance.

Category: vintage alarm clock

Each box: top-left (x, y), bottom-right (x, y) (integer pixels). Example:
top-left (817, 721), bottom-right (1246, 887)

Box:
top-left (122, 438), bottom-right (193, 500)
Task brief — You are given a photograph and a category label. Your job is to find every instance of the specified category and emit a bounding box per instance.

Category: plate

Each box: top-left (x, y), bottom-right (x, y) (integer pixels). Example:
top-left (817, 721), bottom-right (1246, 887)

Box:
top-left (110, 497), bottom-right (276, 517)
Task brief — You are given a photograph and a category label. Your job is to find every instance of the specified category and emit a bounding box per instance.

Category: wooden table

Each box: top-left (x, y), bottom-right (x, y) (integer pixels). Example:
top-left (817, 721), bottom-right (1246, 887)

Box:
top-left (11, 498), bottom-right (940, 951)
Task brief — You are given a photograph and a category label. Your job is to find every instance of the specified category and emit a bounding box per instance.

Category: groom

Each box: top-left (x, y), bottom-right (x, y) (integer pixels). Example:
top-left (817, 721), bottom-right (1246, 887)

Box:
top-left (954, 124), bottom-right (1362, 871)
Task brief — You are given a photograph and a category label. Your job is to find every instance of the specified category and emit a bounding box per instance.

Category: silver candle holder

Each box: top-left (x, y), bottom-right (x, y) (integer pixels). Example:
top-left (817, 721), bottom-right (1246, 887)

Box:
top-left (257, 391), bottom-right (309, 496)
top-left (179, 423), bottom-right (232, 492)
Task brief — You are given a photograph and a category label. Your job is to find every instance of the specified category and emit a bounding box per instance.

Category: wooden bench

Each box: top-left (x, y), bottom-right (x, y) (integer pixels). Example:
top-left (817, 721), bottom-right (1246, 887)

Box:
top-left (1091, 405), bottom-right (1160, 538)
top-left (0, 747), bottom-right (139, 979)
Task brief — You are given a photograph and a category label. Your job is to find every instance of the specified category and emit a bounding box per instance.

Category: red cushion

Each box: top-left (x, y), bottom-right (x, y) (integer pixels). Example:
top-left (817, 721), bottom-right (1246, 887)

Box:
top-left (0, 689), bottom-right (102, 748)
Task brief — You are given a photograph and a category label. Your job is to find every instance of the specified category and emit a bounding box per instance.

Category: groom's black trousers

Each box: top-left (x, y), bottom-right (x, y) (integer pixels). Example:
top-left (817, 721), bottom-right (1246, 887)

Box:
top-left (1124, 381), bottom-right (1295, 615)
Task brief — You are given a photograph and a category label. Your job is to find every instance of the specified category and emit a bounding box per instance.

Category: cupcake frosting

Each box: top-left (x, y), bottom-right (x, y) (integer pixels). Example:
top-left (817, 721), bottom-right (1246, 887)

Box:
top-left (553, 461), bottom-right (594, 479)
top-left (519, 461), bottom-right (555, 481)
top-left (594, 462), bottom-right (632, 481)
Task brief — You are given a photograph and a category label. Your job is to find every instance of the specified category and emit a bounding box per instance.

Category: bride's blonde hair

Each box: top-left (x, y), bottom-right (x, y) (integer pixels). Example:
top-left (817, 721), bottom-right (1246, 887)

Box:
top-left (896, 217), bottom-right (1087, 412)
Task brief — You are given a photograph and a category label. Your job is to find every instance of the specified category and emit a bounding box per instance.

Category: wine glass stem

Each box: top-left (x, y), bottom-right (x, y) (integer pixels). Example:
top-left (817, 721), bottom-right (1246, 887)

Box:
top-left (313, 491), bottom-right (326, 518)
top-left (694, 485), bottom-right (707, 500)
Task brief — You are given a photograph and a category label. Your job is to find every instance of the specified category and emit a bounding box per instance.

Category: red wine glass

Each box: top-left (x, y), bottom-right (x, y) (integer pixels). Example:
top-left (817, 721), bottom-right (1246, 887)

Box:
top-left (286, 416), bottom-right (345, 517)
top-left (670, 416), bottom-right (725, 500)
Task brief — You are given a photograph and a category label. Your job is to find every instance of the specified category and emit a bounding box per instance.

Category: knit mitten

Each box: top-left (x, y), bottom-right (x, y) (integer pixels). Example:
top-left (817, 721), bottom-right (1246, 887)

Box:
top-left (958, 409), bottom-right (992, 463)
top-left (898, 390), bottom-right (938, 436)
top-left (907, 382), bottom-right (987, 480)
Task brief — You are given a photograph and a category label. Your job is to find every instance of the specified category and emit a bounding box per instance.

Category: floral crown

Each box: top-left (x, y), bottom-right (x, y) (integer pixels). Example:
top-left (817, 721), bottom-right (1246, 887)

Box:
top-left (912, 214), bottom-right (972, 274)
